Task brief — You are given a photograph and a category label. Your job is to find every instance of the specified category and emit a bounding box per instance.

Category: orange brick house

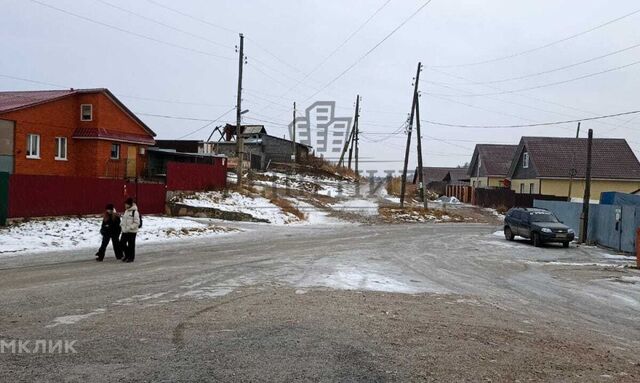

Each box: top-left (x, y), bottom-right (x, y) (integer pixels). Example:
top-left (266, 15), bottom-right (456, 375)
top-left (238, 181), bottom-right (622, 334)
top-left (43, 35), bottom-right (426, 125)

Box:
top-left (0, 88), bottom-right (156, 178)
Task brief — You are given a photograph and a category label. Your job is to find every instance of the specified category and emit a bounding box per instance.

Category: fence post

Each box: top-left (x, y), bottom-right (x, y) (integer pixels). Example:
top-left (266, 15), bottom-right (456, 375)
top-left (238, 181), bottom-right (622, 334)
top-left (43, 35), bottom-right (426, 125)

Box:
top-left (636, 228), bottom-right (640, 269)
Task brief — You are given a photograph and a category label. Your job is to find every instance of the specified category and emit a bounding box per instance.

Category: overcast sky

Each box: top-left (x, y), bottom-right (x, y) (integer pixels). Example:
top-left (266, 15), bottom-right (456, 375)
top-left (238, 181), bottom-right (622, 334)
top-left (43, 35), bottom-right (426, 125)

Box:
top-left (2, 0), bottom-right (639, 174)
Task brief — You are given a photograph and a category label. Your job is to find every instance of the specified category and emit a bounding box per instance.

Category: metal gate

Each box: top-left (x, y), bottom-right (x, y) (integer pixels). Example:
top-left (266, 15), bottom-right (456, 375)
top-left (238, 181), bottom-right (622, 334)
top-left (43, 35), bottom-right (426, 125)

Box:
top-left (0, 172), bottom-right (9, 226)
top-left (0, 119), bottom-right (14, 173)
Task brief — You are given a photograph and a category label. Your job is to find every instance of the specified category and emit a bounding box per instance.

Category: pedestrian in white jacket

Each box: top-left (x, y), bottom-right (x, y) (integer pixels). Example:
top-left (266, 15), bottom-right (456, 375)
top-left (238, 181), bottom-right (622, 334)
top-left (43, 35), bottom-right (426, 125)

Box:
top-left (120, 198), bottom-right (140, 263)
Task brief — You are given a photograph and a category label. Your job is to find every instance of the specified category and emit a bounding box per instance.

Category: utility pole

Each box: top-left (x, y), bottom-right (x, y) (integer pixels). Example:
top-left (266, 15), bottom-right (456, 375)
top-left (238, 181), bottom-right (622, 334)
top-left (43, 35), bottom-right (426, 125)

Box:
top-left (338, 95), bottom-right (360, 167)
top-left (347, 132), bottom-right (354, 170)
top-left (414, 94), bottom-right (426, 208)
top-left (567, 122), bottom-right (580, 201)
top-left (400, 62), bottom-right (422, 208)
top-left (235, 33), bottom-right (245, 188)
top-left (292, 102), bottom-right (297, 163)
top-left (579, 128), bottom-right (593, 243)
top-left (354, 97), bottom-right (360, 194)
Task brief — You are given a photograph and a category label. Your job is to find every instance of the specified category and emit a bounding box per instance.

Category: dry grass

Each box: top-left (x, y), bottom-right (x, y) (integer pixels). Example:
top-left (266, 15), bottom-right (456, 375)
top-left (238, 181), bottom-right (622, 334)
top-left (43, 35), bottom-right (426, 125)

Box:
top-left (298, 155), bottom-right (357, 180)
top-left (386, 176), bottom-right (418, 200)
top-left (268, 196), bottom-right (306, 220)
top-left (379, 206), bottom-right (466, 223)
top-left (233, 183), bottom-right (306, 221)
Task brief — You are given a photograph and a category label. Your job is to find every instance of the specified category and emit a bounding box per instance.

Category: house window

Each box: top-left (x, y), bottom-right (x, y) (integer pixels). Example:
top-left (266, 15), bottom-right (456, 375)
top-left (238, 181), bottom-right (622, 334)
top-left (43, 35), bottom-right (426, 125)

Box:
top-left (519, 183), bottom-right (524, 193)
top-left (110, 143), bottom-right (120, 159)
top-left (55, 137), bottom-right (67, 160)
top-left (529, 183), bottom-right (535, 194)
top-left (81, 104), bottom-right (93, 121)
top-left (26, 134), bottom-right (40, 158)
top-left (523, 152), bottom-right (529, 169)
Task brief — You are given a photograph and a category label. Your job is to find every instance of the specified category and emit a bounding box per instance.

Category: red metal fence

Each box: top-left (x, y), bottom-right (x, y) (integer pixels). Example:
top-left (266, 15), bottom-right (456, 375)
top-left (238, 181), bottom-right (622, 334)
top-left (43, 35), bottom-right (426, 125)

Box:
top-left (166, 161), bottom-right (227, 191)
top-left (5, 159), bottom-right (226, 219)
top-left (8, 175), bottom-right (166, 218)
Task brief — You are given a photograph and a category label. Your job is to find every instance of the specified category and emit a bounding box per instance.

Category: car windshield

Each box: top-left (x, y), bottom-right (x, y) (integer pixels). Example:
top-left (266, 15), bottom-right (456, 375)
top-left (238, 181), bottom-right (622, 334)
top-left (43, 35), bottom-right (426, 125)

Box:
top-left (529, 212), bottom-right (559, 223)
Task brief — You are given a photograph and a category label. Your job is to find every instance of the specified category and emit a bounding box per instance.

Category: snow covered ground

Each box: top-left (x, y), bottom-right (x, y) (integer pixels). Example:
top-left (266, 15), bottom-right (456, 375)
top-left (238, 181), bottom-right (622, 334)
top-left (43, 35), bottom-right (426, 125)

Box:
top-left (286, 200), bottom-right (345, 225)
top-left (177, 191), bottom-right (301, 225)
top-left (0, 216), bottom-right (238, 256)
top-left (330, 199), bottom-right (379, 216)
top-left (485, 208), bottom-right (506, 221)
top-left (257, 171), bottom-right (356, 198)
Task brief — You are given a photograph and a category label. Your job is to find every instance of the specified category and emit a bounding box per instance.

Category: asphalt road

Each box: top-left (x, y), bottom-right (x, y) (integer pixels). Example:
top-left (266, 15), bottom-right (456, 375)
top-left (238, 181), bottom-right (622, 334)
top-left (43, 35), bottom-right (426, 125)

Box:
top-left (1, 222), bottom-right (639, 382)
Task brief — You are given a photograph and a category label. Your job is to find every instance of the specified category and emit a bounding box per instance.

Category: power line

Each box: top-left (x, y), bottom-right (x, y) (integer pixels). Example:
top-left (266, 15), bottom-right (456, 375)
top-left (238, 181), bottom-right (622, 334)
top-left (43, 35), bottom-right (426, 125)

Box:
top-left (426, 41), bottom-right (640, 86)
top-left (248, 55), bottom-right (322, 91)
top-left (136, 112), bottom-right (213, 121)
top-left (144, 0), bottom-right (236, 34)
top-left (118, 94), bottom-right (234, 108)
top-left (93, 0), bottom-right (233, 49)
top-left (425, 67), bottom-right (634, 130)
top-left (142, 0), bottom-right (322, 93)
top-left (175, 106), bottom-right (236, 139)
top-left (421, 109), bottom-right (640, 129)
top-left (243, 116), bottom-right (290, 127)
top-left (0, 72), bottom-right (239, 108)
top-left (27, 0), bottom-right (235, 60)
top-left (429, 7), bottom-right (640, 68)
top-left (424, 58), bottom-right (640, 97)
top-left (278, 0), bottom-right (393, 97)
top-left (303, 0), bottom-right (434, 102)
top-left (0, 74), bottom-right (67, 89)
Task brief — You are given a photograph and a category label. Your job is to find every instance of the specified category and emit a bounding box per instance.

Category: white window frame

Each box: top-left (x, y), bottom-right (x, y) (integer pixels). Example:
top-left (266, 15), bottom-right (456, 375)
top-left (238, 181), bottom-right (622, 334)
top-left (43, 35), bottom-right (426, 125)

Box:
top-left (529, 183), bottom-right (535, 194)
top-left (520, 183), bottom-right (524, 193)
top-left (110, 143), bottom-right (120, 160)
top-left (522, 152), bottom-right (529, 169)
top-left (80, 104), bottom-right (93, 121)
top-left (26, 134), bottom-right (40, 159)
top-left (55, 137), bottom-right (67, 160)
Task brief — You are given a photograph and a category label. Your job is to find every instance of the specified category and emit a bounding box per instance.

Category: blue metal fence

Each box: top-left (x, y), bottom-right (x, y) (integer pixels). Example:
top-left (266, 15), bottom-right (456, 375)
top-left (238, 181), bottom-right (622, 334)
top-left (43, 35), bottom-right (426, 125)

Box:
top-left (534, 199), bottom-right (639, 254)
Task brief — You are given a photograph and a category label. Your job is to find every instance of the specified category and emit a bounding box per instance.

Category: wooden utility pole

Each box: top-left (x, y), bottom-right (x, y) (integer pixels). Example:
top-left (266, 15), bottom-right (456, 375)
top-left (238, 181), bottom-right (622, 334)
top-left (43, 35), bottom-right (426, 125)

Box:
top-left (235, 33), bottom-right (245, 188)
top-left (567, 122), bottom-right (580, 201)
top-left (292, 102), bottom-right (297, 163)
top-left (338, 95), bottom-right (360, 167)
top-left (347, 133), bottom-right (354, 170)
top-left (414, 94), bottom-right (426, 208)
top-left (400, 62), bottom-right (422, 208)
top-left (579, 128), bottom-right (593, 243)
top-left (354, 97), bottom-right (360, 181)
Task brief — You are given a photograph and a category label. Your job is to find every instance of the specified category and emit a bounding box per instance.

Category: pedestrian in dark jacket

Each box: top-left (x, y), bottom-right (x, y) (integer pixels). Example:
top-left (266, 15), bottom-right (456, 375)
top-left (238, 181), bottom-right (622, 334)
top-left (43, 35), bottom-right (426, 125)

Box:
top-left (95, 203), bottom-right (122, 262)
top-left (120, 197), bottom-right (140, 263)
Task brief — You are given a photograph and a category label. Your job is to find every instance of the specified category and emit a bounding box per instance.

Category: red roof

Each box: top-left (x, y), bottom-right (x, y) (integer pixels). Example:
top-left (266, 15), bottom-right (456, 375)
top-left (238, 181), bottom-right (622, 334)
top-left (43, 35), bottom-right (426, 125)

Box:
top-left (0, 88), bottom-right (156, 138)
top-left (0, 90), bottom-right (75, 113)
top-left (73, 127), bottom-right (155, 145)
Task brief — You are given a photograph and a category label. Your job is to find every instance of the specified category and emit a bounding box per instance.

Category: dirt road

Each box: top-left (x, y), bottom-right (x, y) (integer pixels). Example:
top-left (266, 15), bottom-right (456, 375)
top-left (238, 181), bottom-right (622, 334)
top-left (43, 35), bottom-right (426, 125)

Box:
top-left (1, 222), bottom-right (638, 382)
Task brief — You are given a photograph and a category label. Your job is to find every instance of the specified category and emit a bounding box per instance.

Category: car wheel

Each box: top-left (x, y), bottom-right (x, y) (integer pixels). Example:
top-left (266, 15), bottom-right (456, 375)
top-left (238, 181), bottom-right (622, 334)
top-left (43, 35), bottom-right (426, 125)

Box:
top-left (504, 227), bottom-right (515, 241)
top-left (532, 233), bottom-right (541, 247)
top-left (562, 241), bottom-right (569, 248)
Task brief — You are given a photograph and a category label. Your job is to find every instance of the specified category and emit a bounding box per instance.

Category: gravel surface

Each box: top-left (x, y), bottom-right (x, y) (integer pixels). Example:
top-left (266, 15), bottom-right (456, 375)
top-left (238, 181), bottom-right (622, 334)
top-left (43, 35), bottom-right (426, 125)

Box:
top-left (0, 222), bottom-right (638, 382)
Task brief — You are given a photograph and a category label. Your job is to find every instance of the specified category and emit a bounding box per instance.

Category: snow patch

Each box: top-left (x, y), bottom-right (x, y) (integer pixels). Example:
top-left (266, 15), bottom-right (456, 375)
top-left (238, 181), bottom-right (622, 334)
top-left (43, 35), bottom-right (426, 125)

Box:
top-left (296, 268), bottom-right (422, 294)
top-left (46, 308), bottom-right (106, 328)
top-left (178, 191), bottom-right (299, 225)
top-left (330, 199), bottom-right (378, 216)
top-left (0, 216), bottom-right (237, 256)
top-left (174, 287), bottom-right (235, 299)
